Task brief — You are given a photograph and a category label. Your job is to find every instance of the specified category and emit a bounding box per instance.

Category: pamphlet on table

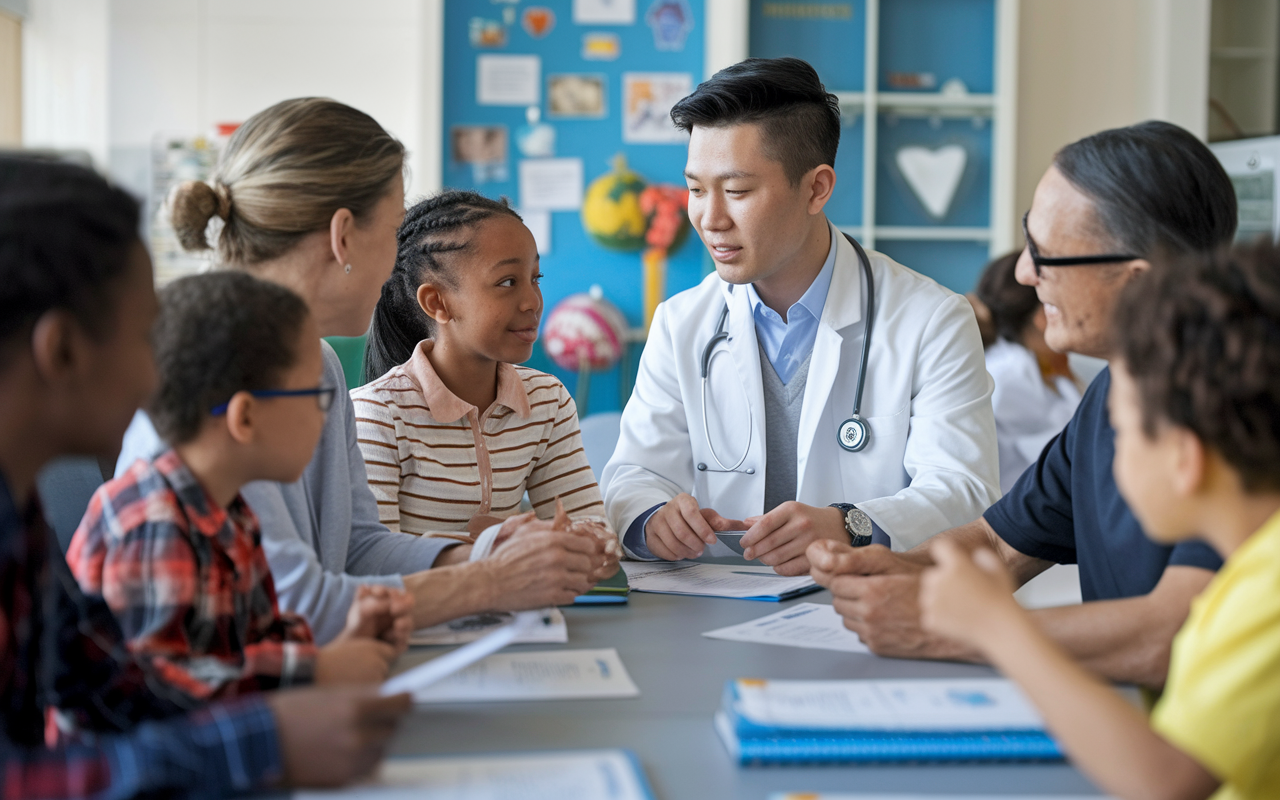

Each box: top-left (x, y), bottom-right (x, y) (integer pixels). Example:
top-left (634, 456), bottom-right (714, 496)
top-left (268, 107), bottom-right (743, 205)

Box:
top-left (411, 647), bottom-right (639, 703)
top-left (294, 748), bottom-right (655, 800)
top-left (410, 609), bottom-right (567, 646)
top-left (702, 603), bottom-right (870, 653)
top-left (621, 561), bottom-right (819, 601)
top-left (716, 678), bottom-right (1062, 764)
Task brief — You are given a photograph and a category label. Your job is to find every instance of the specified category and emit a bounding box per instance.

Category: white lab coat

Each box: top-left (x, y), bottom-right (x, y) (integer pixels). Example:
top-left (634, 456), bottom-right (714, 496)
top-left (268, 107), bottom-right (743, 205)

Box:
top-left (602, 230), bottom-right (1001, 553)
top-left (985, 338), bottom-right (1084, 494)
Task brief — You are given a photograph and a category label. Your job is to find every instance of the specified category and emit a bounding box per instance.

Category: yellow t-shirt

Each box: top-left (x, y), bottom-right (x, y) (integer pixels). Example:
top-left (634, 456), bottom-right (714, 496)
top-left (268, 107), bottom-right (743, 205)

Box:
top-left (1151, 510), bottom-right (1280, 800)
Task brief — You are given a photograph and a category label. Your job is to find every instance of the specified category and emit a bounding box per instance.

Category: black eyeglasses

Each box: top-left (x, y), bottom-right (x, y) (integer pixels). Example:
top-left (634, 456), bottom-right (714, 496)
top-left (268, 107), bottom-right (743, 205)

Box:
top-left (1022, 211), bottom-right (1141, 277)
top-left (211, 386), bottom-right (337, 416)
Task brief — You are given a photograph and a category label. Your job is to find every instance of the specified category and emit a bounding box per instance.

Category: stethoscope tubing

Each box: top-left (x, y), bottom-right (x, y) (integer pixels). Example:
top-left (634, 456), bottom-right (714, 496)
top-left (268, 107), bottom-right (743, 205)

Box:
top-left (697, 233), bottom-right (875, 473)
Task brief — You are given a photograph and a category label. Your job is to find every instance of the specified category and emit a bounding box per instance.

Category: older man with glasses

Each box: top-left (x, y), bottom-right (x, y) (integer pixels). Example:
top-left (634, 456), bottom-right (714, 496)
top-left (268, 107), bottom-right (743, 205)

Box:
top-left (807, 121), bottom-right (1238, 690)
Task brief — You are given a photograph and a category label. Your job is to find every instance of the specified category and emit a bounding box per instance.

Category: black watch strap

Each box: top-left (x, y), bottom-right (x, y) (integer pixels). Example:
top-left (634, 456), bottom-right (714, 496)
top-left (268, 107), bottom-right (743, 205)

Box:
top-left (829, 503), bottom-right (874, 547)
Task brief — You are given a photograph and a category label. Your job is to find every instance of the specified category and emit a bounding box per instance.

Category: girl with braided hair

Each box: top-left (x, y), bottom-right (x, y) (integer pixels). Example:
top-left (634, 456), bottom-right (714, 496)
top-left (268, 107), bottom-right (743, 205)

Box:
top-left (352, 191), bottom-right (620, 586)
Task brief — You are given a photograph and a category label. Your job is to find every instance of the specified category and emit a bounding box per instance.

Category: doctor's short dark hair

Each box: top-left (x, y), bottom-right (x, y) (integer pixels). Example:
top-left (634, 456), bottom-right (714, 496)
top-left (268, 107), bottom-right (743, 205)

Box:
top-left (1054, 121), bottom-right (1236, 260)
top-left (670, 57), bottom-right (841, 185)
top-left (148, 271), bottom-right (311, 445)
top-left (1114, 240), bottom-right (1280, 492)
top-left (0, 156), bottom-right (140, 367)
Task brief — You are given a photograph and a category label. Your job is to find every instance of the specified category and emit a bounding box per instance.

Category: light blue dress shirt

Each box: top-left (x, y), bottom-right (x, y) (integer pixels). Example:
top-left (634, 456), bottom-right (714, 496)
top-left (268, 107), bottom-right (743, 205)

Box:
top-left (745, 224), bottom-right (837, 384)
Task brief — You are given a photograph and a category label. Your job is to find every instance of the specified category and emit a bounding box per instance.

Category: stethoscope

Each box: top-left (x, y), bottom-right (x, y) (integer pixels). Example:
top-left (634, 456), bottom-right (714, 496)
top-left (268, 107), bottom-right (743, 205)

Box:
top-left (696, 233), bottom-right (876, 474)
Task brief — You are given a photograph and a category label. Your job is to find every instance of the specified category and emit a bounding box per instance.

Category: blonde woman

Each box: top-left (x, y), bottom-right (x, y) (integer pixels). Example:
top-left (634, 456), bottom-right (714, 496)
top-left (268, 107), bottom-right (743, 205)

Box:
top-left (117, 98), bottom-right (604, 642)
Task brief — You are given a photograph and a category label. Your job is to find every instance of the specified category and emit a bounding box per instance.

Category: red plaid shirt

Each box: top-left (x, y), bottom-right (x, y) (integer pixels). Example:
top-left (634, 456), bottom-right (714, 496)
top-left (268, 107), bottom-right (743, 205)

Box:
top-left (68, 450), bottom-right (317, 699)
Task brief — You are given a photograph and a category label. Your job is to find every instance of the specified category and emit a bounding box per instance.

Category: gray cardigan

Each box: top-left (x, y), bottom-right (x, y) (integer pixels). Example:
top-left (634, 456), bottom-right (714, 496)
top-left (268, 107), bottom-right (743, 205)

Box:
top-left (116, 340), bottom-right (448, 643)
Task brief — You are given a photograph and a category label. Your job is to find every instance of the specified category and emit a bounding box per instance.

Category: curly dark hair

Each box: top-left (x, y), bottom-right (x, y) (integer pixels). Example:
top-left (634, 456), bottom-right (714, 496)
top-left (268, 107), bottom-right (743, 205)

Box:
top-left (0, 156), bottom-right (141, 364)
top-left (1115, 240), bottom-right (1280, 492)
top-left (362, 190), bottom-right (522, 383)
top-left (149, 271), bottom-right (311, 445)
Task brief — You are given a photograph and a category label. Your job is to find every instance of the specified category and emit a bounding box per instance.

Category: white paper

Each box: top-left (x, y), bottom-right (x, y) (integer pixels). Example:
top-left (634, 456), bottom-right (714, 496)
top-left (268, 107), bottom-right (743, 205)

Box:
top-left (733, 678), bottom-right (1046, 732)
top-left (770, 795), bottom-right (1111, 800)
top-left (573, 0), bottom-right (635, 24)
top-left (411, 648), bottom-right (639, 703)
top-left (519, 158), bottom-right (584, 211)
top-left (622, 73), bottom-right (693, 143)
top-left (520, 209), bottom-right (552, 255)
top-left (477, 55), bottom-right (541, 106)
top-left (410, 608), bottom-right (566, 647)
top-left (703, 603), bottom-right (870, 653)
top-left (381, 611), bottom-right (538, 697)
top-left (296, 749), bottom-right (652, 800)
top-left (621, 561), bottom-right (817, 600)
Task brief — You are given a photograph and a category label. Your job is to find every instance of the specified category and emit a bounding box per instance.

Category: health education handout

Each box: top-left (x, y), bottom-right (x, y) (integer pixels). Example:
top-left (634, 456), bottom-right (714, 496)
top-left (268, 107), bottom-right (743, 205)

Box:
top-left (769, 795), bottom-right (1113, 800)
top-left (410, 608), bottom-right (567, 646)
top-left (702, 603), bottom-right (871, 653)
top-left (620, 561), bottom-right (817, 600)
top-left (381, 611), bottom-right (537, 698)
top-left (295, 749), bottom-right (654, 800)
top-left (411, 648), bottom-right (639, 704)
top-left (734, 678), bottom-right (1046, 732)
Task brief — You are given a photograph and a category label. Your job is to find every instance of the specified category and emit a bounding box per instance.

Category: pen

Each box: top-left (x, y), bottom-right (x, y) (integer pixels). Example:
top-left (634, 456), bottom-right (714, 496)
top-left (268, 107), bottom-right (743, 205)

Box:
top-left (730, 571), bottom-right (795, 578)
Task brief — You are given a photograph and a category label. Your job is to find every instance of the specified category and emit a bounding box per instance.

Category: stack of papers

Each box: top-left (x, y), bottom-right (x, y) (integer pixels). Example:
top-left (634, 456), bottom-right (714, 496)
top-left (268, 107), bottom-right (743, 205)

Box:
top-left (621, 561), bottom-right (819, 601)
top-left (410, 609), bottom-right (567, 646)
top-left (411, 648), bottom-right (639, 704)
top-left (702, 603), bottom-right (870, 653)
top-left (296, 749), bottom-right (655, 800)
top-left (716, 678), bottom-right (1061, 764)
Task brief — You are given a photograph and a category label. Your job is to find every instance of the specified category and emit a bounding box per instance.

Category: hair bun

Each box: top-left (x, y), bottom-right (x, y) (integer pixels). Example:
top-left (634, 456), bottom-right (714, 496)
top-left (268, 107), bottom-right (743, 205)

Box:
top-left (168, 180), bottom-right (229, 252)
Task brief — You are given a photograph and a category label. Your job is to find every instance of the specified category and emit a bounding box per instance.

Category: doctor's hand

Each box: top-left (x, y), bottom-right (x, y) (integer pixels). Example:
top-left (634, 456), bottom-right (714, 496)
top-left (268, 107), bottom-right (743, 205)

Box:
top-left (644, 494), bottom-right (746, 561)
top-left (807, 539), bottom-right (980, 662)
top-left (740, 502), bottom-right (849, 576)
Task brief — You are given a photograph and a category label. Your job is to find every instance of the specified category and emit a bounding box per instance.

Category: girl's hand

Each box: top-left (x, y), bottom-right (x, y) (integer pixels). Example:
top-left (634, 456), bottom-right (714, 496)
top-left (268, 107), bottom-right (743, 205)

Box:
top-left (570, 521), bottom-right (621, 581)
top-left (919, 539), bottom-right (1021, 651)
top-left (492, 511), bottom-right (540, 549)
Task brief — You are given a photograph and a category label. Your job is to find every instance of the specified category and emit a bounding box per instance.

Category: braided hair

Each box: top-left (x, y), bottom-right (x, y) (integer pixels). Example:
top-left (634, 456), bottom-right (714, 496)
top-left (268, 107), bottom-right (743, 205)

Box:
top-left (363, 190), bottom-right (522, 383)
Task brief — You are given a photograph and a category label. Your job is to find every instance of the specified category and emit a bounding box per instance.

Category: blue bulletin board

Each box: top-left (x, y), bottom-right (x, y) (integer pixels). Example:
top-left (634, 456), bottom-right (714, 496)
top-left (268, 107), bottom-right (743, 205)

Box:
top-left (442, 0), bottom-right (707, 415)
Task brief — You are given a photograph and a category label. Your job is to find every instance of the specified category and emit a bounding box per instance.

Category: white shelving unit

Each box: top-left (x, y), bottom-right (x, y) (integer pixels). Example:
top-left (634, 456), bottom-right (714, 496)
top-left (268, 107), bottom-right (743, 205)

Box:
top-left (1209, 0), bottom-right (1280, 141)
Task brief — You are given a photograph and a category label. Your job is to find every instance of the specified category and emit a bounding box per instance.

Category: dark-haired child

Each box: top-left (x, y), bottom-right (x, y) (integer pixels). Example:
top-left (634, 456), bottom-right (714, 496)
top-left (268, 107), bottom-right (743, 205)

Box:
top-left (920, 243), bottom-right (1280, 800)
top-left (69, 271), bottom-right (412, 699)
top-left (354, 191), bottom-right (618, 590)
top-left (0, 155), bottom-right (407, 798)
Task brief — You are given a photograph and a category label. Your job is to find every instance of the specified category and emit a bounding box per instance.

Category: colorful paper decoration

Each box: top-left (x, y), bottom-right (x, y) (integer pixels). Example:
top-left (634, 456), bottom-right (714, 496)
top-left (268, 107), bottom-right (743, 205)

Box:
top-left (522, 6), bottom-right (556, 38)
top-left (582, 32), bottom-right (622, 61)
top-left (645, 0), bottom-right (694, 51)
top-left (469, 17), bottom-right (507, 48)
top-left (638, 184), bottom-right (690, 330)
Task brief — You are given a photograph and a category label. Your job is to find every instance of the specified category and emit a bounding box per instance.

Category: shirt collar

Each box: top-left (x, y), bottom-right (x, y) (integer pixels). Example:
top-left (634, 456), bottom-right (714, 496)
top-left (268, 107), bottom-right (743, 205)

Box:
top-left (745, 222), bottom-right (838, 324)
top-left (153, 449), bottom-right (252, 541)
top-left (405, 339), bottom-right (532, 424)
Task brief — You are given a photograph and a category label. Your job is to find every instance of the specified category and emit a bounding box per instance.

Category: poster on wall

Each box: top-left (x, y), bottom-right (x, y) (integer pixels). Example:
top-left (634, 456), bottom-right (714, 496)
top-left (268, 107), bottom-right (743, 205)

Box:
top-left (477, 54), bottom-right (541, 105)
top-left (622, 72), bottom-right (693, 143)
top-left (573, 0), bottom-right (635, 25)
top-left (548, 74), bottom-right (608, 118)
top-left (520, 157), bottom-right (585, 211)
top-left (451, 125), bottom-right (510, 183)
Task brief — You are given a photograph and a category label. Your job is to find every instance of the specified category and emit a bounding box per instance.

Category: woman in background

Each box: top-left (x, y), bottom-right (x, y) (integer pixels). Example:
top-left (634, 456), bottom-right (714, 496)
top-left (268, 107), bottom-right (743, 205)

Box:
top-left (973, 252), bottom-right (1084, 493)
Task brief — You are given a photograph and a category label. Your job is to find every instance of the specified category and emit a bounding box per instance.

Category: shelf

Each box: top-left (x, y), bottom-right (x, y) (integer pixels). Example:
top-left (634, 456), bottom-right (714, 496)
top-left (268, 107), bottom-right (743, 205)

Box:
top-left (875, 226), bottom-right (991, 241)
top-left (1212, 47), bottom-right (1276, 59)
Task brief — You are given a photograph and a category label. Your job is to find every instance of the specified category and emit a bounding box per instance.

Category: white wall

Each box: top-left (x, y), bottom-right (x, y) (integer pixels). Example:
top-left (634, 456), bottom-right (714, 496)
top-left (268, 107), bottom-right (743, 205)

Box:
top-left (21, 0), bottom-right (438, 199)
top-left (1015, 0), bottom-right (1211, 224)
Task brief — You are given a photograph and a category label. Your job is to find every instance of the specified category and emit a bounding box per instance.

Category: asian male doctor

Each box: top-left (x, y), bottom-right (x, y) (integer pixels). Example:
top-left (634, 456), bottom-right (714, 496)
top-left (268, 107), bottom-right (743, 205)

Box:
top-left (601, 57), bottom-right (1001, 576)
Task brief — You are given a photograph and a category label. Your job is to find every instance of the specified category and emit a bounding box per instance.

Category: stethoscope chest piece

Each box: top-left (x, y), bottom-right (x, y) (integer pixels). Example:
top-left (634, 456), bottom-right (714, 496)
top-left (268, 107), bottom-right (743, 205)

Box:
top-left (838, 415), bottom-right (870, 452)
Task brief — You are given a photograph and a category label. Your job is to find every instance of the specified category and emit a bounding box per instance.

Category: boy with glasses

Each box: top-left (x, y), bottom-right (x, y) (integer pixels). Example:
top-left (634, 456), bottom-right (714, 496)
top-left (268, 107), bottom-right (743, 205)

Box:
top-left (69, 272), bottom-right (412, 699)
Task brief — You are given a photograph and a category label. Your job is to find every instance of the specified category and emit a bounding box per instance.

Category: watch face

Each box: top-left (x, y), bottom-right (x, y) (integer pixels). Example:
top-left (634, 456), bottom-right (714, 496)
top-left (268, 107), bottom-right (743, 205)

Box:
top-left (845, 509), bottom-right (873, 539)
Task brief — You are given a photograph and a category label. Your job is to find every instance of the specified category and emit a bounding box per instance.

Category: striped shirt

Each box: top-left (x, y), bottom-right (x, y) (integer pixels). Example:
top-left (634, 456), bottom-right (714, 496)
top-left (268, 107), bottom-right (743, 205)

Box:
top-left (351, 340), bottom-right (612, 540)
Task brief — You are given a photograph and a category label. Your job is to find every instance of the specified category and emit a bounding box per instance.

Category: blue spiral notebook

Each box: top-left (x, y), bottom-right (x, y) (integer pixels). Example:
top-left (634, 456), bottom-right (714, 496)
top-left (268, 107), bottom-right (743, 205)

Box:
top-left (715, 678), bottom-right (1063, 765)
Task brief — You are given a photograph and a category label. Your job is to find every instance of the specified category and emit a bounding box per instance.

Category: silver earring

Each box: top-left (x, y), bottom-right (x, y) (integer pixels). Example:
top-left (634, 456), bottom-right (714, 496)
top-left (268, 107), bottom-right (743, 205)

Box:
top-left (344, 263), bottom-right (352, 275)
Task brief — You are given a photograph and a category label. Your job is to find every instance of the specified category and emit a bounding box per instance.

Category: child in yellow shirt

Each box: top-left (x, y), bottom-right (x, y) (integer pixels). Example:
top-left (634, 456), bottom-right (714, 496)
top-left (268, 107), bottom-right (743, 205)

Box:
top-left (919, 242), bottom-right (1280, 800)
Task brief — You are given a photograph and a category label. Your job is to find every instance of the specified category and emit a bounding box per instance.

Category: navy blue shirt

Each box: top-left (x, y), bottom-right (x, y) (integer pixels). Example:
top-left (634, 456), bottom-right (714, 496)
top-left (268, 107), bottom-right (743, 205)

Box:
top-left (985, 368), bottom-right (1222, 602)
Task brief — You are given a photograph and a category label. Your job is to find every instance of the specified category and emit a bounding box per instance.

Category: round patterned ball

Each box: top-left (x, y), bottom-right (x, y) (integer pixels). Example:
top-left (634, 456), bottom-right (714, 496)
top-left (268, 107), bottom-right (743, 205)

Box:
top-left (580, 156), bottom-right (648, 252)
top-left (542, 292), bottom-right (628, 371)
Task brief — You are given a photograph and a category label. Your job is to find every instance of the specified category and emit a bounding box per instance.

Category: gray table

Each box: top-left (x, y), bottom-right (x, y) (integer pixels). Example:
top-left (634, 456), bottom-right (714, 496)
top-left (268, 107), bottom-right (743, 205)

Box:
top-left (389, 589), bottom-right (1103, 800)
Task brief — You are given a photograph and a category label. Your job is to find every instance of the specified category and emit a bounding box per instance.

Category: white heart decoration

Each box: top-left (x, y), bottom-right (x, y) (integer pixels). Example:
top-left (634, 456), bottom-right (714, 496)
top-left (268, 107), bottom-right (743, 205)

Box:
top-left (895, 144), bottom-right (968, 220)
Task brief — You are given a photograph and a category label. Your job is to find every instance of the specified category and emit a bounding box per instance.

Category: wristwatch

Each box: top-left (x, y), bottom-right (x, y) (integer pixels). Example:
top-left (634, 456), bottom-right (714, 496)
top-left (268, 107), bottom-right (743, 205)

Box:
top-left (829, 503), bottom-right (874, 547)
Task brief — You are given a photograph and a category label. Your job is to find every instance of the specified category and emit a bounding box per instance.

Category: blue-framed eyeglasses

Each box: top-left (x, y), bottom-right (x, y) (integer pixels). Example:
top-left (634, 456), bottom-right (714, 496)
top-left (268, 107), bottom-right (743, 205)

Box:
top-left (211, 386), bottom-right (337, 416)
